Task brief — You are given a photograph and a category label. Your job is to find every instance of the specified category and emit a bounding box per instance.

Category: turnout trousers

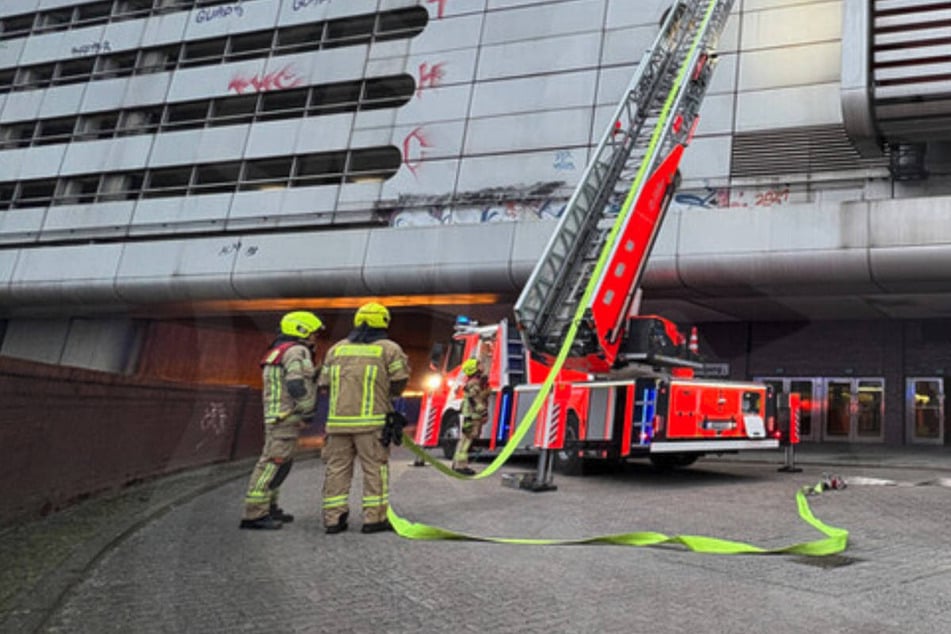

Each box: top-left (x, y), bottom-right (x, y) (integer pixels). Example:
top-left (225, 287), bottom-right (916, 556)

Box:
top-left (322, 430), bottom-right (390, 526)
top-left (242, 421), bottom-right (299, 521)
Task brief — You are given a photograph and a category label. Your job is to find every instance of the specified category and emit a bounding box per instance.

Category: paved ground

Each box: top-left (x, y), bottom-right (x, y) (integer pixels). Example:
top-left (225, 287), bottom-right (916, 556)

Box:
top-left (2, 444), bottom-right (950, 634)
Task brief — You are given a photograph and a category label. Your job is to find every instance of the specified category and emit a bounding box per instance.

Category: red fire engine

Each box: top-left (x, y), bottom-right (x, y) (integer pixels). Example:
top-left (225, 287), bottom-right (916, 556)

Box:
top-left (413, 0), bottom-right (797, 484)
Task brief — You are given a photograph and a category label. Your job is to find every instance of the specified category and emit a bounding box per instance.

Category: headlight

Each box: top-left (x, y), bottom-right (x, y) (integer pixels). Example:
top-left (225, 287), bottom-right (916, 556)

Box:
top-left (425, 373), bottom-right (442, 391)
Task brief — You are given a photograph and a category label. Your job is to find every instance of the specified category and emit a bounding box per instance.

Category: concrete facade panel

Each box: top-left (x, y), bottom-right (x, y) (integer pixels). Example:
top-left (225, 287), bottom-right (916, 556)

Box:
top-left (1, 319), bottom-right (71, 364)
top-left (382, 157), bottom-right (462, 198)
top-left (464, 108), bottom-right (592, 155)
top-left (455, 150), bottom-right (580, 191)
top-left (738, 41), bottom-right (841, 92)
top-left (8, 243), bottom-right (124, 305)
top-left (114, 237), bottom-right (241, 302)
top-left (36, 82), bottom-right (87, 118)
top-left (735, 82), bottom-right (842, 131)
top-left (0, 209), bottom-right (43, 244)
top-left (129, 193), bottom-right (233, 236)
top-left (476, 32), bottom-right (602, 81)
top-left (60, 135), bottom-right (155, 175)
top-left (481, 0), bottom-right (605, 46)
top-left (677, 135), bottom-right (732, 183)
top-left (17, 144), bottom-right (67, 179)
top-left (740, 1), bottom-right (841, 50)
top-left (408, 13), bottom-right (484, 55)
top-left (40, 201), bottom-right (136, 241)
top-left (469, 70), bottom-right (596, 118)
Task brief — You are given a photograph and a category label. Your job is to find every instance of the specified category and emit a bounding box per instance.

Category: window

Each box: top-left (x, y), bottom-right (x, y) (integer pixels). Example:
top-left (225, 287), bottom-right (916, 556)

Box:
top-left (210, 95), bottom-right (257, 127)
top-left (228, 32), bottom-right (274, 61)
top-left (145, 167), bottom-right (192, 198)
top-left (0, 68), bottom-right (15, 92)
top-left (95, 52), bottom-right (138, 80)
top-left (294, 152), bottom-right (347, 186)
top-left (0, 13), bottom-right (35, 41)
top-left (76, 1), bottom-right (113, 27)
top-left (99, 172), bottom-right (144, 202)
top-left (118, 108), bottom-right (163, 135)
top-left (0, 122), bottom-right (36, 149)
top-left (164, 100), bottom-right (210, 131)
top-left (258, 89), bottom-right (308, 121)
top-left (240, 157), bottom-right (293, 191)
top-left (0, 183), bottom-right (15, 208)
top-left (114, 0), bottom-right (154, 20)
top-left (137, 46), bottom-right (180, 74)
top-left (311, 82), bottom-right (362, 115)
top-left (77, 112), bottom-right (121, 141)
top-left (34, 117), bottom-right (77, 146)
top-left (15, 179), bottom-right (57, 208)
top-left (58, 175), bottom-right (102, 205)
top-left (324, 14), bottom-right (376, 49)
top-left (54, 58), bottom-right (96, 85)
top-left (39, 8), bottom-right (75, 34)
top-left (194, 161), bottom-right (241, 194)
top-left (276, 24), bottom-right (325, 54)
top-left (180, 38), bottom-right (227, 68)
top-left (363, 75), bottom-right (415, 110)
top-left (347, 147), bottom-right (401, 183)
top-left (15, 64), bottom-right (55, 90)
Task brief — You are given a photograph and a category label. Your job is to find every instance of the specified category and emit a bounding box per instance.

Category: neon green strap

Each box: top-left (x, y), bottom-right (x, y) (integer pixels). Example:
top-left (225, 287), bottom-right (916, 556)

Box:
top-left (387, 488), bottom-right (848, 555)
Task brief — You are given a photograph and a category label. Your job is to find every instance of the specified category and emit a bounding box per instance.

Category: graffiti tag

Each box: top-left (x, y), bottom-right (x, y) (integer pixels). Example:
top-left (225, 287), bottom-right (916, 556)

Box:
top-left (428, 0), bottom-right (448, 19)
top-left (71, 41), bottom-right (111, 56)
top-left (674, 186), bottom-right (792, 209)
top-left (292, 0), bottom-right (331, 10)
top-left (196, 3), bottom-right (244, 23)
top-left (553, 150), bottom-right (576, 171)
top-left (416, 62), bottom-right (446, 98)
top-left (402, 126), bottom-right (433, 177)
top-left (228, 65), bottom-right (304, 94)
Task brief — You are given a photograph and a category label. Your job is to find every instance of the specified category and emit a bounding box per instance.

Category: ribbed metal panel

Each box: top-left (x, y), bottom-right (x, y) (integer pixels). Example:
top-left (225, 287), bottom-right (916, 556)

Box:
top-left (731, 125), bottom-right (888, 178)
top-left (872, 0), bottom-right (951, 142)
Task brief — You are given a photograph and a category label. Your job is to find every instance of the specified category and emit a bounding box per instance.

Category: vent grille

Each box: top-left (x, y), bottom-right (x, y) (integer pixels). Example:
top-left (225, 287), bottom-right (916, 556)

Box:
top-left (731, 125), bottom-right (889, 178)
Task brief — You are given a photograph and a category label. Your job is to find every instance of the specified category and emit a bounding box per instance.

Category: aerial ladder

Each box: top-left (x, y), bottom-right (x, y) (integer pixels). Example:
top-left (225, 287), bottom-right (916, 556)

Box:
top-left (513, 0), bottom-right (734, 375)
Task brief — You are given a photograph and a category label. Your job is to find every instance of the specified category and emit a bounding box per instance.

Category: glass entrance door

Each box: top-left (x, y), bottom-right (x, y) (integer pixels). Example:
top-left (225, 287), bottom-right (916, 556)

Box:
top-left (756, 377), bottom-right (819, 441)
top-left (824, 378), bottom-right (885, 442)
top-left (907, 377), bottom-right (944, 445)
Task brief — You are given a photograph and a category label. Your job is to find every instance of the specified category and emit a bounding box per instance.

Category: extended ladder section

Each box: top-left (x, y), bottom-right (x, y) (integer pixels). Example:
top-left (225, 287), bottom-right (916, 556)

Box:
top-left (513, 0), bottom-right (734, 370)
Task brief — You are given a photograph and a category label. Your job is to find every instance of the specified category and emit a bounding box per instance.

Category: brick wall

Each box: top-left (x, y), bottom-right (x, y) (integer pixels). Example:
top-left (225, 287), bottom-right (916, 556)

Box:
top-left (0, 357), bottom-right (263, 525)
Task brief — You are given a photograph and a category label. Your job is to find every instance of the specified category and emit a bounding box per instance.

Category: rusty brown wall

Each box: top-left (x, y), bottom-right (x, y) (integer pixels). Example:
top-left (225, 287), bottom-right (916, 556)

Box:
top-left (0, 356), bottom-right (263, 525)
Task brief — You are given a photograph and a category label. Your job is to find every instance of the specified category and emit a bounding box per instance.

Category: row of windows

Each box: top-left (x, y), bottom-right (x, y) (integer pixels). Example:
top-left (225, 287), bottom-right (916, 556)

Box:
top-left (0, 147), bottom-right (401, 209)
top-left (0, 6), bottom-right (427, 94)
top-left (0, 74), bottom-right (414, 149)
top-left (2, 1), bottom-right (270, 41)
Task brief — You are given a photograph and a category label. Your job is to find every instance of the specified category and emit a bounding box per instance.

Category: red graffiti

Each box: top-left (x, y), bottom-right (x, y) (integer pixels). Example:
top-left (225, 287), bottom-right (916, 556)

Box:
top-left (428, 0), bottom-right (447, 19)
top-left (753, 186), bottom-right (790, 207)
top-left (402, 126), bottom-right (432, 177)
top-left (228, 65), bottom-right (303, 94)
top-left (416, 62), bottom-right (446, 97)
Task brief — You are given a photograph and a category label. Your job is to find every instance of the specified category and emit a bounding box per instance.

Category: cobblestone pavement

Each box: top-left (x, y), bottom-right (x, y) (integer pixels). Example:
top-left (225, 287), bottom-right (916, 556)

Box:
top-left (2, 446), bottom-right (950, 634)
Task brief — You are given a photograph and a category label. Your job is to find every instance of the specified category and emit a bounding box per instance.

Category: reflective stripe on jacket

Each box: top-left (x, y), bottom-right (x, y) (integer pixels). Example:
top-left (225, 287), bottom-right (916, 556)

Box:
top-left (319, 338), bottom-right (410, 433)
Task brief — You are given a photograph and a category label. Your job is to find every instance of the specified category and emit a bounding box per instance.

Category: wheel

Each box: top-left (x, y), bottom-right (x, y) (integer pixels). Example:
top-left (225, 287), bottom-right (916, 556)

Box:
top-left (649, 453), bottom-right (699, 470)
top-left (553, 411), bottom-right (585, 476)
top-left (439, 410), bottom-right (460, 460)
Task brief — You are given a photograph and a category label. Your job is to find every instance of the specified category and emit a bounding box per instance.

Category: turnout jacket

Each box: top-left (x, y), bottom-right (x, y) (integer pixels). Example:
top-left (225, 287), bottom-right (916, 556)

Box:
top-left (318, 334), bottom-right (410, 433)
top-left (260, 338), bottom-right (318, 433)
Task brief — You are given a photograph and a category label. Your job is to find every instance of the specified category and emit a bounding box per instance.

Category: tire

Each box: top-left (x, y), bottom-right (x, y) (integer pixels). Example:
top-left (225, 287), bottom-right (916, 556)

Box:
top-left (439, 410), bottom-right (460, 460)
top-left (553, 411), bottom-right (585, 476)
top-left (649, 453), bottom-right (699, 469)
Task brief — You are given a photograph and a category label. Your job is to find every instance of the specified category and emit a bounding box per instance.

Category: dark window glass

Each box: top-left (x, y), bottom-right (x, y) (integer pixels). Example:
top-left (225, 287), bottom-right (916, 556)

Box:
top-left (0, 14), bottom-right (36, 40)
top-left (0, 68), bottom-right (15, 91)
top-left (114, 0), bottom-right (154, 19)
top-left (294, 152), bottom-right (347, 186)
top-left (56, 58), bottom-right (96, 83)
top-left (0, 182), bottom-right (15, 206)
top-left (35, 117), bottom-right (77, 145)
top-left (180, 38), bottom-right (227, 67)
top-left (324, 14), bottom-right (375, 48)
top-left (311, 81), bottom-right (361, 115)
top-left (96, 52), bottom-right (138, 79)
top-left (16, 179), bottom-right (57, 207)
top-left (1, 122), bottom-right (36, 148)
top-left (258, 88), bottom-right (308, 120)
top-left (118, 108), bottom-right (162, 135)
top-left (137, 46), bottom-right (181, 73)
top-left (78, 112), bottom-right (121, 140)
top-left (211, 95), bottom-right (257, 126)
top-left (194, 162), bottom-right (241, 193)
top-left (146, 167), bottom-right (192, 197)
top-left (165, 100), bottom-right (210, 129)
top-left (348, 146), bottom-right (401, 180)
top-left (277, 24), bottom-right (324, 53)
top-left (363, 75), bottom-right (415, 109)
top-left (77, 1), bottom-right (113, 25)
top-left (17, 65), bottom-right (54, 89)
top-left (60, 176), bottom-right (102, 204)
top-left (100, 172), bottom-right (145, 201)
top-left (228, 31), bottom-right (274, 60)
top-left (40, 8), bottom-right (73, 33)
top-left (241, 157), bottom-right (293, 190)
top-left (377, 7), bottom-right (428, 40)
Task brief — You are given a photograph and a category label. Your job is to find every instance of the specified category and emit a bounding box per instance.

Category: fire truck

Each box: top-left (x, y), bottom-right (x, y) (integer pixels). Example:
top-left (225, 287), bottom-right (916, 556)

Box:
top-left (413, 0), bottom-right (793, 482)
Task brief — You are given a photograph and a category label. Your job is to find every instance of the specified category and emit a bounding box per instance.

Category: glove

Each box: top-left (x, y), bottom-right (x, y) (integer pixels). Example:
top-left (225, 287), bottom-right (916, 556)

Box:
top-left (380, 411), bottom-right (408, 447)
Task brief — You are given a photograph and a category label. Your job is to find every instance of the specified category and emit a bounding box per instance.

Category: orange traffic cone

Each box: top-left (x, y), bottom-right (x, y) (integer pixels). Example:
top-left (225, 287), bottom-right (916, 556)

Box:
top-left (688, 326), bottom-right (699, 355)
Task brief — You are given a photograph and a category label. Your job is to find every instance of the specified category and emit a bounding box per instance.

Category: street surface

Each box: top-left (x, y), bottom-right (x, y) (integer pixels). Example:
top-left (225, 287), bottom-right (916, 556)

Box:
top-left (10, 449), bottom-right (951, 633)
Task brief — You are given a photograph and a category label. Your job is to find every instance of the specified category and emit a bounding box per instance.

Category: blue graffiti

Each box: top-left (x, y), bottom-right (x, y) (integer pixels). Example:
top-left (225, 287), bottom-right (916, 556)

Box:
top-left (553, 150), bottom-right (576, 171)
top-left (196, 3), bottom-right (244, 23)
top-left (293, 0), bottom-right (331, 10)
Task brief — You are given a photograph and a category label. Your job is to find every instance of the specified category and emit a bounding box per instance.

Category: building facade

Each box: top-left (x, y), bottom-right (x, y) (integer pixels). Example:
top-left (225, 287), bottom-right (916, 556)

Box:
top-left (1, 0), bottom-right (950, 447)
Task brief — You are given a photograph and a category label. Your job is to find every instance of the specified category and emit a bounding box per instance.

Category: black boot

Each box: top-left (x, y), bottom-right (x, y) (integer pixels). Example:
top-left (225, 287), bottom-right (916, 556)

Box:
top-left (361, 519), bottom-right (393, 534)
top-left (325, 512), bottom-right (349, 535)
top-left (239, 515), bottom-right (283, 530)
top-left (269, 504), bottom-right (294, 523)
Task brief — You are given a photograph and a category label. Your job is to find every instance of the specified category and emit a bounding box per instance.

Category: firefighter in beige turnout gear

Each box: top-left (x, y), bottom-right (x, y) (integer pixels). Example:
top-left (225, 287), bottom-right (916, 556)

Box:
top-left (240, 311), bottom-right (324, 530)
top-left (319, 302), bottom-right (410, 534)
top-left (451, 358), bottom-right (491, 475)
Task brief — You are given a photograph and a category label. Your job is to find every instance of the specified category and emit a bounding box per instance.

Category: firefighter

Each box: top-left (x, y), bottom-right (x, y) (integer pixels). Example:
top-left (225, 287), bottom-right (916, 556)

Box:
top-left (239, 310), bottom-right (324, 530)
top-left (318, 302), bottom-right (410, 534)
top-left (451, 358), bottom-right (490, 476)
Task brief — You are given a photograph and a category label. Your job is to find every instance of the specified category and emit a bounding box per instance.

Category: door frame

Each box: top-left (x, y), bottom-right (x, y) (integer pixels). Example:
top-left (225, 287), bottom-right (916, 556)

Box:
top-left (754, 377), bottom-right (820, 442)
top-left (906, 376), bottom-right (944, 445)
top-left (821, 377), bottom-right (885, 443)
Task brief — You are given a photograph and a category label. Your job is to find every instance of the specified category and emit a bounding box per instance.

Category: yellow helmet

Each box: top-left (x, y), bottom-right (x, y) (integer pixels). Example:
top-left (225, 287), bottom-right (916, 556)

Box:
top-left (462, 359), bottom-right (480, 376)
top-left (280, 311), bottom-right (324, 338)
top-left (354, 302), bottom-right (390, 329)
